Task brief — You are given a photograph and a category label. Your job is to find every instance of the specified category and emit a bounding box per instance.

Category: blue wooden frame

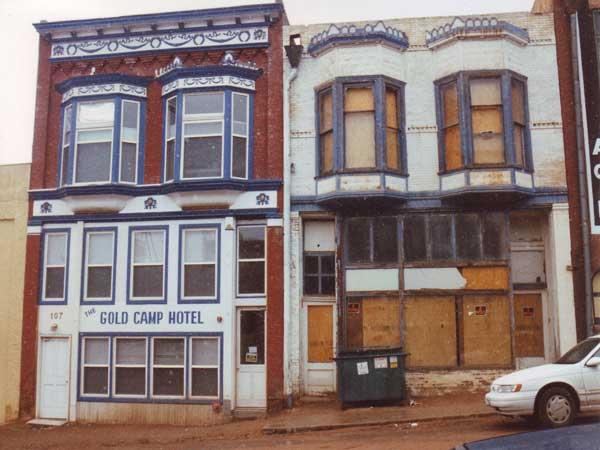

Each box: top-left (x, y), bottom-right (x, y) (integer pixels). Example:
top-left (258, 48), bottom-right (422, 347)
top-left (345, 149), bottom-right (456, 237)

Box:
top-left (434, 69), bottom-right (533, 174)
top-left (126, 225), bottom-right (169, 305)
top-left (80, 227), bottom-right (118, 305)
top-left (77, 332), bottom-right (224, 405)
top-left (315, 75), bottom-right (407, 178)
top-left (39, 228), bottom-right (71, 305)
top-left (177, 223), bottom-right (221, 304)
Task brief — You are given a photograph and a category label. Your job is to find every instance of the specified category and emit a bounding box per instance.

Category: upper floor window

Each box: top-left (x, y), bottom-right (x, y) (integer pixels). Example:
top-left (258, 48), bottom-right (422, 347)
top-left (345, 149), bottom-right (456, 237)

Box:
top-left (41, 230), bottom-right (70, 304)
top-left (128, 227), bottom-right (168, 303)
top-left (436, 71), bottom-right (531, 173)
top-left (317, 76), bottom-right (405, 176)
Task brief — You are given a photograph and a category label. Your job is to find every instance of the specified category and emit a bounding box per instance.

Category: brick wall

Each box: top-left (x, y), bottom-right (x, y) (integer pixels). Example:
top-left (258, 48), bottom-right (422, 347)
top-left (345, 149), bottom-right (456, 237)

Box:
top-left (405, 369), bottom-right (510, 397)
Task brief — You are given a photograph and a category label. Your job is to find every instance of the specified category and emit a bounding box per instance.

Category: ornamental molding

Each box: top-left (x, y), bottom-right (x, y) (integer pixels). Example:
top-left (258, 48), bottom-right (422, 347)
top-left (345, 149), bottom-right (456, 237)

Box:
top-left (425, 17), bottom-right (529, 49)
top-left (307, 21), bottom-right (409, 56)
top-left (49, 26), bottom-right (269, 60)
top-left (162, 75), bottom-right (255, 96)
top-left (62, 83), bottom-right (147, 103)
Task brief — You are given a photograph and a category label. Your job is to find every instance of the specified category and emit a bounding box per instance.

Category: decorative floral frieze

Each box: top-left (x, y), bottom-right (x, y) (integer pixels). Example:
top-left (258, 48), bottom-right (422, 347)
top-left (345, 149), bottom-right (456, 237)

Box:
top-left (162, 76), bottom-right (255, 96)
top-left (307, 21), bottom-right (409, 56)
top-left (50, 26), bottom-right (269, 60)
top-left (425, 17), bottom-right (529, 49)
top-left (62, 83), bottom-right (147, 103)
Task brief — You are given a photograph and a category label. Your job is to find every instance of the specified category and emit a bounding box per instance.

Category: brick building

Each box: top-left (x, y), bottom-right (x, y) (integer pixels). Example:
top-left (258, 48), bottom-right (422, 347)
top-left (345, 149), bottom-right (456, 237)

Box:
top-left (21, 3), bottom-right (285, 425)
top-left (283, 10), bottom-right (579, 397)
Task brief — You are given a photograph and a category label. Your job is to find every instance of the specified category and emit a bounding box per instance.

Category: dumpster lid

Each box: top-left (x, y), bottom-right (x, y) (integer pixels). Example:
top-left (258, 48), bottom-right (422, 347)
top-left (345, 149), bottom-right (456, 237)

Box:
top-left (334, 347), bottom-right (407, 360)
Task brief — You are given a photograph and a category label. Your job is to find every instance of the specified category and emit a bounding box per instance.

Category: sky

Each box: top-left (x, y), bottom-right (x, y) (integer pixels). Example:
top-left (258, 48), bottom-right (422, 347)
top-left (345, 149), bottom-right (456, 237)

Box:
top-left (0, 0), bottom-right (535, 165)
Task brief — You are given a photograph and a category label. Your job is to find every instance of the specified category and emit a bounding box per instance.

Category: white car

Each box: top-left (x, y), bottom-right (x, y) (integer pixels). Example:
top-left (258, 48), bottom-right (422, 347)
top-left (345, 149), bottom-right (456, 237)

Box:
top-left (485, 336), bottom-right (600, 428)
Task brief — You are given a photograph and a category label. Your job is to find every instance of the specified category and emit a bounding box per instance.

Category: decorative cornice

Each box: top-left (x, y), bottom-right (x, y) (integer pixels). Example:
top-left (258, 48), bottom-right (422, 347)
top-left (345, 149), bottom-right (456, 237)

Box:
top-left (307, 21), bottom-right (409, 56)
top-left (48, 25), bottom-right (269, 61)
top-left (162, 76), bottom-right (255, 96)
top-left (56, 74), bottom-right (152, 103)
top-left (62, 83), bottom-right (147, 103)
top-left (425, 17), bottom-right (529, 49)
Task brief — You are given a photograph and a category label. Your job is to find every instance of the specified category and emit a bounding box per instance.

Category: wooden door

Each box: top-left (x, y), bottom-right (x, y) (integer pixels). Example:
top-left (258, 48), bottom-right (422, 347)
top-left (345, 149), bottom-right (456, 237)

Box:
top-left (307, 305), bottom-right (333, 363)
top-left (514, 293), bottom-right (544, 357)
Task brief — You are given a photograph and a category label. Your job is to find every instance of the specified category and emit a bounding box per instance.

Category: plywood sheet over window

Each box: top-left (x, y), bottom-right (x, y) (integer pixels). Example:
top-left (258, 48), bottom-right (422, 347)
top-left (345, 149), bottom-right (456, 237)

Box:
top-left (459, 266), bottom-right (509, 290)
top-left (346, 297), bottom-right (401, 350)
top-left (307, 305), bottom-right (334, 363)
top-left (462, 296), bottom-right (511, 367)
top-left (514, 294), bottom-right (544, 357)
top-left (404, 296), bottom-right (457, 368)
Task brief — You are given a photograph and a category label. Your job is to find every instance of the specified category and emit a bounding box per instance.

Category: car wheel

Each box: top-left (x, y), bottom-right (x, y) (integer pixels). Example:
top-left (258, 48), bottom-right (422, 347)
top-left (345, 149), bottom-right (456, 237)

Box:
top-left (536, 387), bottom-right (576, 428)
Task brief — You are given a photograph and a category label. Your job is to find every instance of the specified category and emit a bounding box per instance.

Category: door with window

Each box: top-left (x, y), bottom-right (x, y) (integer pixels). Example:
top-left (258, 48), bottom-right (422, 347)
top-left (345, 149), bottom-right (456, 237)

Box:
top-left (39, 337), bottom-right (70, 419)
top-left (236, 309), bottom-right (266, 408)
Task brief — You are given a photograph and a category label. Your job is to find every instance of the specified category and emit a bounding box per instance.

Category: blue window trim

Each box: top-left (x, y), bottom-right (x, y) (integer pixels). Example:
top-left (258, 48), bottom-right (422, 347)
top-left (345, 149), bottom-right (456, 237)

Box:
top-left (315, 75), bottom-right (407, 178)
top-left (160, 87), bottom-right (255, 184)
top-left (39, 228), bottom-right (71, 305)
top-left (178, 224), bottom-right (221, 304)
top-left (126, 225), bottom-right (169, 305)
top-left (77, 332), bottom-right (224, 405)
top-left (434, 70), bottom-right (533, 174)
top-left (80, 227), bottom-right (118, 305)
top-left (59, 94), bottom-right (146, 187)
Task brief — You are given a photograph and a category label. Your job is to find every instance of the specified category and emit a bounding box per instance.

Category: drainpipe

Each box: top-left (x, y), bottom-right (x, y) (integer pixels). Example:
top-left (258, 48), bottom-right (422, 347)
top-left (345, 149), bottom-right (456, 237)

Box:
top-left (283, 35), bottom-right (302, 406)
top-left (571, 12), bottom-right (594, 337)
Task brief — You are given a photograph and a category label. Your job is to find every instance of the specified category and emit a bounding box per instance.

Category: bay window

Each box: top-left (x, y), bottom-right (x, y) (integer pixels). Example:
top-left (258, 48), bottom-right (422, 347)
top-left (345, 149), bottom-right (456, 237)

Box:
top-left (75, 101), bottom-right (114, 183)
top-left (436, 71), bottom-right (532, 172)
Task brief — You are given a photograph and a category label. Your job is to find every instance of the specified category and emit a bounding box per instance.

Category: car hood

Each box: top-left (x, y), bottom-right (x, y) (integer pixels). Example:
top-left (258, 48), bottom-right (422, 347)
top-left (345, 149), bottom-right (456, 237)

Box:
top-left (494, 363), bottom-right (580, 385)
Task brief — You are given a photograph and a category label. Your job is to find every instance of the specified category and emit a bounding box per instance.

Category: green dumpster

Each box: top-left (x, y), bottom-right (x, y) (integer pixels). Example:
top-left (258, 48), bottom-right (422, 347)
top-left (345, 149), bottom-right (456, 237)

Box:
top-left (334, 347), bottom-right (407, 406)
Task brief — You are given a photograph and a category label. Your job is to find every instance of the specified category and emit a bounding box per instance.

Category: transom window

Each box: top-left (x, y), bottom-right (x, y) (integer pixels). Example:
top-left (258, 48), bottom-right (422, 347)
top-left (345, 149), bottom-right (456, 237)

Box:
top-left (318, 76), bottom-right (405, 176)
top-left (437, 71), bottom-right (531, 172)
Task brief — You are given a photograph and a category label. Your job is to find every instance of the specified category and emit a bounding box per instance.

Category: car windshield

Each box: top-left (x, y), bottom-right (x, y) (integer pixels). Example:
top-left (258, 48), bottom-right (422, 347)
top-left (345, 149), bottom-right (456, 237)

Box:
top-left (556, 338), bottom-right (600, 364)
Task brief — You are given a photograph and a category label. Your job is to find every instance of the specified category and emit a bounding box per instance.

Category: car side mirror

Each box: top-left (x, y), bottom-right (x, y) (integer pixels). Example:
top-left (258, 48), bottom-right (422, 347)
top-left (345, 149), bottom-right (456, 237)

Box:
top-left (586, 356), bottom-right (600, 367)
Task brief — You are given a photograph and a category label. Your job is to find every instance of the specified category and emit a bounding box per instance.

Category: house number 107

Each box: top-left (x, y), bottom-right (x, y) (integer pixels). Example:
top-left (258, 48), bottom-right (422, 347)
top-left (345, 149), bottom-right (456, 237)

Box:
top-left (50, 312), bottom-right (63, 320)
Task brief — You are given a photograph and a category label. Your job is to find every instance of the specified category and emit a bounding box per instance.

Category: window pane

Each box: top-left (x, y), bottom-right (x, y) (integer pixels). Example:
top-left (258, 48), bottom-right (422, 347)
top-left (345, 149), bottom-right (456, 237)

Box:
top-left (456, 214), bottom-right (481, 260)
top-left (239, 227), bottom-right (265, 259)
top-left (78, 129), bottom-right (113, 143)
top-left (76, 142), bottom-right (111, 183)
top-left (153, 368), bottom-right (184, 396)
top-left (47, 234), bottom-right (67, 265)
top-left (88, 233), bottom-right (113, 265)
top-left (470, 78), bottom-right (501, 106)
top-left (116, 338), bottom-right (146, 365)
top-left (132, 266), bottom-right (163, 298)
top-left (61, 146), bottom-right (70, 185)
top-left (347, 219), bottom-right (370, 263)
top-left (192, 338), bottom-right (219, 365)
top-left (84, 338), bottom-right (108, 364)
top-left (83, 367), bottom-right (108, 395)
top-left (444, 125), bottom-right (462, 170)
top-left (514, 125), bottom-right (525, 167)
top-left (472, 108), bottom-right (503, 135)
top-left (166, 141), bottom-right (175, 181)
top-left (154, 338), bottom-right (184, 365)
top-left (320, 131), bottom-right (333, 174)
top-left (87, 266), bottom-right (112, 298)
top-left (386, 88), bottom-right (398, 128)
top-left (185, 92), bottom-right (224, 115)
top-left (238, 261), bottom-right (265, 294)
top-left (322, 276), bottom-right (335, 295)
top-left (45, 267), bottom-right (65, 299)
top-left (430, 215), bottom-right (454, 260)
top-left (482, 213), bottom-right (507, 259)
top-left (232, 136), bottom-right (247, 178)
top-left (345, 112), bottom-right (375, 168)
top-left (512, 80), bottom-right (526, 125)
top-left (167, 98), bottom-right (177, 139)
top-left (304, 276), bottom-right (319, 295)
top-left (344, 87), bottom-right (374, 112)
top-left (184, 265), bottom-right (215, 297)
top-left (239, 310), bottom-right (265, 364)
top-left (78, 102), bottom-right (115, 126)
top-left (442, 82), bottom-right (459, 126)
top-left (373, 217), bottom-right (398, 263)
top-left (120, 142), bottom-right (137, 183)
top-left (386, 129), bottom-right (399, 170)
top-left (63, 106), bottom-right (72, 138)
top-left (403, 215), bottom-right (427, 262)
top-left (184, 122), bottom-right (222, 136)
top-left (233, 93), bottom-right (248, 124)
top-left (473, 133), bottom-right (505, 164)
top-left (115, 367), bottom-right (145, 395)
top-left (183, 136), bottom-right (222, 178)
top-left (321, 255), bottom-right (335, 274)
top-left (134, 231), bottom-right (164, 264)
top-left (192, 368), bottom-right (218, 397)
top-left (122, 102), bottom-right (139, 130)
top-left (184, 230), bottom-right (216, 263)
top-left (320, 91), bottom-right (333, 131)
top-left (233, 121), bottom-right (247, 136)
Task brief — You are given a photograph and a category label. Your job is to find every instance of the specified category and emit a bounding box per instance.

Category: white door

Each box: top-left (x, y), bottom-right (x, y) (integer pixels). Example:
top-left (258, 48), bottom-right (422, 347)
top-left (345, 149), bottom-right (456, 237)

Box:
top-left (39, 337), bottom-right (70, 419)
top-left (236, 309), bottom-right (266, 408)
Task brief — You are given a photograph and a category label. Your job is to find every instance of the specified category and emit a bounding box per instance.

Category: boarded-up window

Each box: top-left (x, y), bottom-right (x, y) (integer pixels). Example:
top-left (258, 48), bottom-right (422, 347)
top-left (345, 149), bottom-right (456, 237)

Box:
top-left (441, 82), bottom-right (462, 171)
top-left (462, 296), bottom-right (511, 367)
top-left (307, 305), bottom-right (334, 362)
top-left (344, 86), bottom-right (376, 169)
top-left (386, 87), bottom-right (400, 171)
top-left (470, 78), bottom-right (505, 165)
top-left (456, 214), bottom-right (481, 260)
top-left (319, 90), bottom-right (334, 175)
top-left (512, 79), bottom-right (526, 167)
top-left (346, 297), bottom-right (401, 350)
top-left (403, 215), bottom-right (427, 262)
top-left (404, 296), bottom-right (457, 367)
top-left (460, 266), bottom-right (509, 290)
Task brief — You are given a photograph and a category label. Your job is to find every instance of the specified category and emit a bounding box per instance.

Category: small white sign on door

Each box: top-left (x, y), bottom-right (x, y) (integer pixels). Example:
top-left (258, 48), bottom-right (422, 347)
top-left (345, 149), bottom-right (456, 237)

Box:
top-left (357, 361), bottom-right (369, 375)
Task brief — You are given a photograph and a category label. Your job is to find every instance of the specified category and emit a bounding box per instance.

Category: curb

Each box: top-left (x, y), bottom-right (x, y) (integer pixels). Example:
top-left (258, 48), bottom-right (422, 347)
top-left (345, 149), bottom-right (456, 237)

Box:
top-left (262, 411), bottom-right (496, 435)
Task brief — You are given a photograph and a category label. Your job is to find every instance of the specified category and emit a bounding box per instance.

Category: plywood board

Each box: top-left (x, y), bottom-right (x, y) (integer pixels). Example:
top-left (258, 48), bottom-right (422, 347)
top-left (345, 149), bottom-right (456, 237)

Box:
top-left (462, 296), bottom-right (511, 367)
top-left (404, 296), bottom-right (457, 368)
top-left (345, 300), bottom-right (363, 350)
top-left (361, 297), bottom-right (401, 349)
top-left (460, 266), bottom-right (509, 291)
top-left (514, 294), bottom-right (544, 357)
top-left (307, 305), bottom-right (334, 363)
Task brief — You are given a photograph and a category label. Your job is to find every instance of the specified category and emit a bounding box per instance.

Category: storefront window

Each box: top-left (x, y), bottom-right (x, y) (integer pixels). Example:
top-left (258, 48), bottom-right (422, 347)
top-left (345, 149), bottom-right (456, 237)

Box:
top-left (346, 217), bottom-right (398, 265)
top-left (153, 338), bottom-right (185, 397)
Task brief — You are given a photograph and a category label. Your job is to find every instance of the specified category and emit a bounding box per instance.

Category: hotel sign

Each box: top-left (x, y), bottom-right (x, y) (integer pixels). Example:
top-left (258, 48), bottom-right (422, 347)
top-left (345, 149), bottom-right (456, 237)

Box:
top-left (588, 138), bottom-right (600, 233)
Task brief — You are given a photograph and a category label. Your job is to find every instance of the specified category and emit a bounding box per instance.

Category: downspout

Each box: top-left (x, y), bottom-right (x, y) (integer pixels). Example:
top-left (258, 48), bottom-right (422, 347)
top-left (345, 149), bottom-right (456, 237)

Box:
top-left (571, 12), bottom-right (594, 337)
